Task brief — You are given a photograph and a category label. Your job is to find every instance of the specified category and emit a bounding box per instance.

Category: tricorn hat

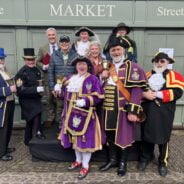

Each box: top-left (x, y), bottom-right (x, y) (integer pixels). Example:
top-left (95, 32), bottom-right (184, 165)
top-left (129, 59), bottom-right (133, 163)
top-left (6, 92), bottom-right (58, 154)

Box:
top-left (152, 52), bottom-right (175, 64)
top-left (75, 27), bottom-right (95, 37)
top-left (23, 48), bottom-right (36, 59)
top-left (71, 55), bottom-right (93, 73)
top-left (109, 37), bottom-right (130, 50)
top-left (113, 22), bottom-right (131, 35)
top-left (0, 48), bottom-right (7, 59)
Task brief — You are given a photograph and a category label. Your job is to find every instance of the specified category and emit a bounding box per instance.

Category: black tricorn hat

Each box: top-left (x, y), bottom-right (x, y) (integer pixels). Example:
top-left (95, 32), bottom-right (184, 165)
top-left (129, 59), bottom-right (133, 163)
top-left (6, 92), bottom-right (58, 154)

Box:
top-left (75, 27), bottom-right (95, 37)
top-left (113, 22), bottom-right (131, 35)
top-left (152, 52), bottom-right (175, 64)
top-left (109, 37), bottom-right (130, 50)
top-left (23, 48), bottom-right (36, 59)
top-left (71, 55), bottom-right (93, 73)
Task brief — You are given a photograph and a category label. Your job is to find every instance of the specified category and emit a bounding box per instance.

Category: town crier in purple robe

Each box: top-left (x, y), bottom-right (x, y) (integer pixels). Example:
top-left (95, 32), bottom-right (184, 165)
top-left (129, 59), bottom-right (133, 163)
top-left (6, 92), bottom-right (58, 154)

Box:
top-left (99, 37), bottom-right (147, 176)
top-left (58, 55), bottom-right (104, 179)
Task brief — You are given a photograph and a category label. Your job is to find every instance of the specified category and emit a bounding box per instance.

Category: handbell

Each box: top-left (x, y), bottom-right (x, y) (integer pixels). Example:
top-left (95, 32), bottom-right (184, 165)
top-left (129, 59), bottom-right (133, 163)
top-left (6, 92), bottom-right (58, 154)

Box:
top-left (102, 59), bottom-right (109, 69)
top-left (6, 78), bottom-right (15, 86)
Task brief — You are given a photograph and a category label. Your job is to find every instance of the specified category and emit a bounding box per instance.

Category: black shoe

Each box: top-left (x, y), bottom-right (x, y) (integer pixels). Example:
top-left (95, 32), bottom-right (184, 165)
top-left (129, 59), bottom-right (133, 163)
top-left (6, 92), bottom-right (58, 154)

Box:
top-left (137, 162), bottom-right (148, 171)
top-left (117, 162), bottom-right (127, 176)
top-left (99, 161), bottom-right (118, 171)
top-left (158, 165), bottom-right (168, 177)
top-left (7, 147), bottom-right (16, 153)
top-left (0, 154), bottom-right (13, 161)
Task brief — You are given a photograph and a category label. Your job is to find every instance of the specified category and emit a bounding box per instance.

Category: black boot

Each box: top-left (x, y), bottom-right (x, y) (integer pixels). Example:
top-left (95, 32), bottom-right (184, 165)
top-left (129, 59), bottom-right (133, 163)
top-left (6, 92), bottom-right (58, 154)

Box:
top-left (99, 143), bottom-right (118, 171)
top-left (117, 148), bottom-right (128, 176)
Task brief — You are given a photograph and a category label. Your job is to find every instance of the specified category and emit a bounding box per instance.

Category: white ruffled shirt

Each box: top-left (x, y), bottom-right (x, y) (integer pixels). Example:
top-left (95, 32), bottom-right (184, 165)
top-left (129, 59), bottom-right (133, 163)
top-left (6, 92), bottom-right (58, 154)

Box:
top-left (148, 73), bottom-right (165, 91)
top-left (107, 57), bottom-right (125, 86)
top-left (77, 41), bottom-right (90, 56)
top-left (66, 74), bottom-right (86, 92)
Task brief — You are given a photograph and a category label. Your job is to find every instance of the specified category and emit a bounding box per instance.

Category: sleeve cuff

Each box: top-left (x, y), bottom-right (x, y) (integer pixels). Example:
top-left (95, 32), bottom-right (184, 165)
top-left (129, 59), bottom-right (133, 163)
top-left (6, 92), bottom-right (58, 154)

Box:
top-left (126, 103), bottom-right (142, 115)
top-left (162, 89), bottom-right (174, 102)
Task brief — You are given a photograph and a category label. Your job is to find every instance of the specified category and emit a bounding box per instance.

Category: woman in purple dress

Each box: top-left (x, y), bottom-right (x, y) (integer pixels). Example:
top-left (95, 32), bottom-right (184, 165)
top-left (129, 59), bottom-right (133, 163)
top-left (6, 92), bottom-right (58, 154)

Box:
top-left (59, 56), bottom-right (104, 179)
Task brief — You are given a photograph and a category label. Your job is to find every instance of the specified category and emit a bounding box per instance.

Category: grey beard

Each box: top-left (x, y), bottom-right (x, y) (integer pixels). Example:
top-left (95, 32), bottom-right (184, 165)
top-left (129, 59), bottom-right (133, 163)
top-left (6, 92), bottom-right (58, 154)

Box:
top-left (112, 55), bottom-right (124, 63)
top-left (153, 66), bottom-right (167, 73)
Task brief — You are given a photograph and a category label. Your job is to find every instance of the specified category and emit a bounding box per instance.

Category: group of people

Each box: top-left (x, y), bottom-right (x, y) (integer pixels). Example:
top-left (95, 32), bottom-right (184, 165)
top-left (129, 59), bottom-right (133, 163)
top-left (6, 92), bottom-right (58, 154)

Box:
top-left (0, 23), bottom-right (183, 180)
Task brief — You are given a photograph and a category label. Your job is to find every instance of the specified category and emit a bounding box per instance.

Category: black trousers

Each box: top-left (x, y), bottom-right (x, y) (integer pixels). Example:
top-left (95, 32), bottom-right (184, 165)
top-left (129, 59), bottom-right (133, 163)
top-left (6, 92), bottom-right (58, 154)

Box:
top-left (24, 113), bottom-right (42, 145)
top-left (140, 141), bottom-right (169, 166)
top-left (0, 101), bottom-right (15, 157)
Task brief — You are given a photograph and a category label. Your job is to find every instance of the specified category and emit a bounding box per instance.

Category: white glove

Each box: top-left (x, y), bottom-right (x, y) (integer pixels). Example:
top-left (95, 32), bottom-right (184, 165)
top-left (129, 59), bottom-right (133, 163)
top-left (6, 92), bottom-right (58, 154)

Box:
top-left (42, 64), bottom-right (49, 71)
top-left (37, 86), bottom-right (44, 93)
top-left (156, 91), bottom-right (163, 99)
top-left (75, 99), bottom-right (86, 107)
top-left (54, 84), bottom-right (62, 92)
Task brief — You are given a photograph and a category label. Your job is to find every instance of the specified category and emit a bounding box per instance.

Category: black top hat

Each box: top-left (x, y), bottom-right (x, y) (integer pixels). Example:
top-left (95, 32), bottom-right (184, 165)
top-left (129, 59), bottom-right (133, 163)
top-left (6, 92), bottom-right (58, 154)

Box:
top-left (59, 35), bottom-right (70, 42)
top-left (152, 52), bottom-right (175, 64)
top-left (75, 27), bottom-right (95, 37)
top-left (113, 22), bottom-right (131, 35)
top-left (23, 48), bottom-right (36, 59)
top-left (108, 37), bottom-right (130, 50)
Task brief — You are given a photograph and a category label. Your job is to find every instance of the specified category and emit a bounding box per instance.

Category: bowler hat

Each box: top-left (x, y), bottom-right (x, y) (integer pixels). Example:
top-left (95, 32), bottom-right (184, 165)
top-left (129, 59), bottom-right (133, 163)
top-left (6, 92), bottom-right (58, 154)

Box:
top-left (109, 37), bottom-right (130, 50)
top-left (23, 48), bottom-right (36, 59)
top-left (75, 27), bottom-right (95, 37)
top-left (152, 52), bottom-right (175, 64)
top-left (59, 35), bottom-right (70, 42)
top-left (0, 48), bottom-right (7, 59)
top-left (113, 22), bottom-right (131, 35)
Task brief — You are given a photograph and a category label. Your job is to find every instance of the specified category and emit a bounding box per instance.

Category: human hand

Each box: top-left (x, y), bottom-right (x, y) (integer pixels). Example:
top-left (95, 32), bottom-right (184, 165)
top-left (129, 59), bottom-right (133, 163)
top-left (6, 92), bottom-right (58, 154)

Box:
top-left (143, 90), bottom-right (156, 100)
top-left (156, 91), bottom-right (163, 99)
top-left (128, 113), bottom-right (139, 122)
top-left (101, 70), bottom-right (109, 80)
top-left (75, 99), bottom-right (86, 107)
top-left (42, 64), bottom-right (49, 71)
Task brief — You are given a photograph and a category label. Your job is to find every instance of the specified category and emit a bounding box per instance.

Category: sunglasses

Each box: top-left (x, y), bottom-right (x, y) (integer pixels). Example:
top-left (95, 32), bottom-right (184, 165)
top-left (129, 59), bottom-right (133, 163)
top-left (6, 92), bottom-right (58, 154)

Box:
top-left (154, 59), bottom-right (166, 64)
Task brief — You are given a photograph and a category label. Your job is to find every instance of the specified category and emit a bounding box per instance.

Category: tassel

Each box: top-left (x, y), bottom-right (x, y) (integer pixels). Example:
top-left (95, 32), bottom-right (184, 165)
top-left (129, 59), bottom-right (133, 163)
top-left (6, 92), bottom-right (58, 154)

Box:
top-left (82, 135), bottom-right (86, 142)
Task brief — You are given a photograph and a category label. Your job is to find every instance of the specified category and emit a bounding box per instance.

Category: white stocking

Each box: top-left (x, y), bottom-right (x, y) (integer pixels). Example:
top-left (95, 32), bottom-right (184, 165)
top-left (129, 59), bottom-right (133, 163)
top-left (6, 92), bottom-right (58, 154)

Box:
top-left (75, 150), bottom-right (82, 163)
top-left (82, 152), bottom-right (92, 169)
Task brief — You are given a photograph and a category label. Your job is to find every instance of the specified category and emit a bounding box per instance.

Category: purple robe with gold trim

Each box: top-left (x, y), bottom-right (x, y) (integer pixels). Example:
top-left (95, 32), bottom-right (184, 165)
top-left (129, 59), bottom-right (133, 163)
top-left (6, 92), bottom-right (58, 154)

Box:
top-left (103, 60), bottom-right (147, 148)
top-left (60, 73), bottom-right (104, 152)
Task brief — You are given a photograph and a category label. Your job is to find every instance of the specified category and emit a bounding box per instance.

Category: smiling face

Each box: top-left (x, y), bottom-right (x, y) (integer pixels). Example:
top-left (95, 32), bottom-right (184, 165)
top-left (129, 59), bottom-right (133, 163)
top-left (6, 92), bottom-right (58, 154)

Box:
top-left (24, 58), bottom-right (36, 68)
top-left (76, 61), bottom-right (88, 75)
top-left (110, 45), bottom-right (125, 63)
top-left (79, 31), bottom-right (90, 42)
top-left (47, 29), bottom-right (57, 44)
top-left (60, 41), bottom-right (70, 53)
top-left (89, 44), bottom-right (100, 58)
top-left (153, 58), bottom-right (169, 73)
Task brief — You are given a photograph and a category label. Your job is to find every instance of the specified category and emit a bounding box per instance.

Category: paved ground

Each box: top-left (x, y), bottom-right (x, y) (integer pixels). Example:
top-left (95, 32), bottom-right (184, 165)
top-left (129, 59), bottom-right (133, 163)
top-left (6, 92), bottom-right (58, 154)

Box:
top-left (0, 130), bottom-right (184, 184)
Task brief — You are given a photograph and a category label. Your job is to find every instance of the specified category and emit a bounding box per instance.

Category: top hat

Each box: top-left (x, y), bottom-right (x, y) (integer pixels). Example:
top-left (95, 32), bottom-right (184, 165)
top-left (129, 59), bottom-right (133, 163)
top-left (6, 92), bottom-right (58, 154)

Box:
top-left (113, 22), bottom-right (131, 35)
top-left (109, 37), bottom-right (130, 50)
top-left (0, 48), bottom-right (7, 59)
top-left (59, 35), bottom-right (70, 42)
top-left (152, 52), bottom-right (175, 64)
top-left (75, 27), bottom-right (95, 37)
top-left (23, 48), bottom-right (36, 59)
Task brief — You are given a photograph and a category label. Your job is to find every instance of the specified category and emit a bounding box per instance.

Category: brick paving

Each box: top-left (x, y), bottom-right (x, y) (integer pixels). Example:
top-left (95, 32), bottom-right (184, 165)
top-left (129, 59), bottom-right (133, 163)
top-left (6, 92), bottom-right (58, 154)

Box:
top-left (0, 130), bottom-right (184, 184)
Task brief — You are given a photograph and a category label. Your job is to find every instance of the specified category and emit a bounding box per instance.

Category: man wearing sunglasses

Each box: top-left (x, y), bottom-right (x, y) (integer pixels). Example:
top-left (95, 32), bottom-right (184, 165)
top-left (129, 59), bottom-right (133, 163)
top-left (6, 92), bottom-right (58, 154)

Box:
top-left (138, 52), bottom-right (184, 177)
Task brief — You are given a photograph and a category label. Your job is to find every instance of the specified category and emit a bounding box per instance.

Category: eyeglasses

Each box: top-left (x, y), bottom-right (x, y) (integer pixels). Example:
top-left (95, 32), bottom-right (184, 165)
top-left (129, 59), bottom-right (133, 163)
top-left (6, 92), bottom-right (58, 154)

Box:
top-left (154, 59), bottom-right (166, 64)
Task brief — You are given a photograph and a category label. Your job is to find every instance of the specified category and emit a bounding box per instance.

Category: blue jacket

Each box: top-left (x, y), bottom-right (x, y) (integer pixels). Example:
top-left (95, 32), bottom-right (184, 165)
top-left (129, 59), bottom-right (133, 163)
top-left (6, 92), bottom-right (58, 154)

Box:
top-left (48, 48), bottom-right (77, 90)
top-left (0, 74), bottom-right (12, 127)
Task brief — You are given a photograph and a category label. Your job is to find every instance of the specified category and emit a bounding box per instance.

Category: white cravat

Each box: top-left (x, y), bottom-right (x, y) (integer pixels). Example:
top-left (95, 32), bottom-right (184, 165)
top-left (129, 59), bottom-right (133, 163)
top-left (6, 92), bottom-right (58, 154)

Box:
top-left (77, 41), bottom-right (90, 56)
top-left (67, 74), bottom-right (85, 92)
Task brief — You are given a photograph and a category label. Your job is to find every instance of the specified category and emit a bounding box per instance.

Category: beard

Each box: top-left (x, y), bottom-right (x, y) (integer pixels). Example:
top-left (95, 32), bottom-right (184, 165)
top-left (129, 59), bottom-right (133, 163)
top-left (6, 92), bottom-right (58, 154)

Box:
top-left (153, 65), bottom-right (167, 73)
top-left (112, 55), bottom-right (124, 63)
